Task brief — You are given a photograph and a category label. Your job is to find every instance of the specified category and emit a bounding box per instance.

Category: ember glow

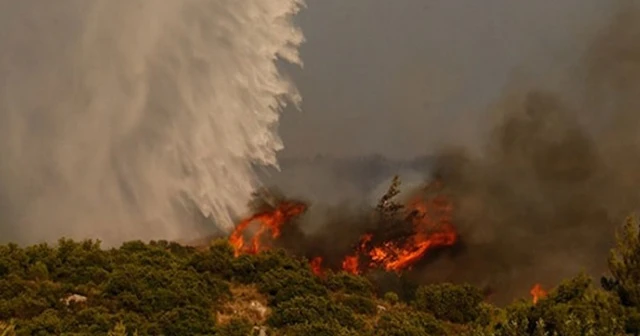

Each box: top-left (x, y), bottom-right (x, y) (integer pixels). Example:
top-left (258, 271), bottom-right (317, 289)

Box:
top-left (310, 257), bottom-right (324, 277)
top-left (341, 255), bottom-right (361, 275)
top-left (530, 283), bottom-right (547, 304)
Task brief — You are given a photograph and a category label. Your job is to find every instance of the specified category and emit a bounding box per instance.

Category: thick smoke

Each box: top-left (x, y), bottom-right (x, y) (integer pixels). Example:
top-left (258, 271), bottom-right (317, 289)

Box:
top-left (0, 1), bottom-right (304, 245)
top-left (253, 2), bottom-right (640, 304)
top-left (410, 3), bottom-right (640, 303)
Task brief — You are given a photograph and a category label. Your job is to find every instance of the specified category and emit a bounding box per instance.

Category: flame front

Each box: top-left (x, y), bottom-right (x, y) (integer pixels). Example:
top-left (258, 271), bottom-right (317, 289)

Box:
top-left (228, 180), bottom-right (458, 277)
top-left (229, 201), bottom-right (307, 256)
top-left (530, 283), bottom-right (547, 304)
top-left (341, 192), bottom-right (458, 274)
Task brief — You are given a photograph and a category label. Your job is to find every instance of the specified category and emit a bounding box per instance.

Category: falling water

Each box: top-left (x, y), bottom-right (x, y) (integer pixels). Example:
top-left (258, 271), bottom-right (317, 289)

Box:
top-left (0, 0), bottom-right (305, 244)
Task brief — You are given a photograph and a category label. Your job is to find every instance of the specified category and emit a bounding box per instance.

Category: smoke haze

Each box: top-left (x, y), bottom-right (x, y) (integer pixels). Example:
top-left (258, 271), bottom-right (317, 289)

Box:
top-left (0, 0), bottom-right (304, 245)
top-left (256, 1), bottom-right (640, 303)
top-left (418, 2), bottom-right (640, 303)
top-left (278, 0), bottom-right (612, 159)
top-left (2, 0), bottom-right (640, 304)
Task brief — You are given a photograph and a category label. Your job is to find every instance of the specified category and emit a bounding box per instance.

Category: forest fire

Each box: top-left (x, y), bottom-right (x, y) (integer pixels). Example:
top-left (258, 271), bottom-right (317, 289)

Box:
top-left (228, 178), bottom-right (459, 276)
top-left (530, 283), bottom-right (547, 304)
top-left (228, 200), bottom-right (307, 256)
top-left (337, 193), bottom-right (457, 274)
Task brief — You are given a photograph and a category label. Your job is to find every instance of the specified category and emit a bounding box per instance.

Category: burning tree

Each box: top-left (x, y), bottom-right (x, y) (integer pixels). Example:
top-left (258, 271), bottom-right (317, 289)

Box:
top-left (341, 176), bottom-right (458, 274)
top-left (228, 176), bottom-right (459, 277)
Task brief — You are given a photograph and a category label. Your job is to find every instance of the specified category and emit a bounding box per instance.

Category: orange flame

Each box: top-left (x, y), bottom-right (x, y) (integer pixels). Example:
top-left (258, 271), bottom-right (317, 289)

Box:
top-left (341, 255), bottom-right (360, 274)
top-left (530, 283), bottom-right (547, 304)
top-left (310, 257), bottom-right (324, 277)
top-left (341, 192), bottom-right (457, 274)
top-left (229, 201), bottom-right (307, 256)
top-left (229, 180), bottom-right (458, 278)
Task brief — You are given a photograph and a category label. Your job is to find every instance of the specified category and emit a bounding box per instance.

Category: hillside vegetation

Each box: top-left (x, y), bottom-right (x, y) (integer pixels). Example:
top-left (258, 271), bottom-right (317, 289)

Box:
top-left (1, 216), bottom-right (640, 335)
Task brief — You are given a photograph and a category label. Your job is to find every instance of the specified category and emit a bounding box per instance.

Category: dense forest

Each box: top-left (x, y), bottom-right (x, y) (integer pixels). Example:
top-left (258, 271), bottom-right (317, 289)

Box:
top-left (0, 213), bottom-right (638, 335)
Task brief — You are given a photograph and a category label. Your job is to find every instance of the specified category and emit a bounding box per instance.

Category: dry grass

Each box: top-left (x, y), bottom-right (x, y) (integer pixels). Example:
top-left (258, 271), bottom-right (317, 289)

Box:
top-left (216, 283), bottom-right (270, 325)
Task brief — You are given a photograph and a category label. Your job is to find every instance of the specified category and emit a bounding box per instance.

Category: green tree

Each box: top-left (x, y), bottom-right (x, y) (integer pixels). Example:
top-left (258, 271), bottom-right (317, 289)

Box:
top-left (497, 274), bottom-right (625, 336)
top-left (602, 214), bottom-right (640, 334)
top-left (604, 215), bottom-right (640, 304)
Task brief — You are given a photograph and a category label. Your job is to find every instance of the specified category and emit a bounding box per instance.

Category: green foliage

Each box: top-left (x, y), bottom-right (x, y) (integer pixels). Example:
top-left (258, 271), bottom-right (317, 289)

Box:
top-left (337, 294), bottom-right (377, 315)
top-left (216, 317), bottom-right (253, 336)
top-left (602, 214), bottom-right (640, 334)
top-left (280, 321), bottom-right (358, 336)
top-left (0, 213), bottom-right (639, 335)
top-left (107, 321), bottom-right (128, 336)
top-left (414, 283), bottom-right (485, 324)
top-left (325, 272), bottom-right (374, 297)
top-left (231, 249), bottom-right (308, 285)
top-left (495, 273), bottom-right (625, 336)
top-left (606, 215), bottom-right (640, 306)
top-left (188, 239), bottom-right (235, 279)
top-left (383, 291), bottom-right (399, 305)
top-left (157, 306), bottom-right (216, 335)
top-left (268, 295), bottom-right (363, 331)
top-left (375, 309), bottom-right (445, 336)
top-left (0, 239), bottom-right (233, 335)
top-left (257, 267), bottom-right (327, 305)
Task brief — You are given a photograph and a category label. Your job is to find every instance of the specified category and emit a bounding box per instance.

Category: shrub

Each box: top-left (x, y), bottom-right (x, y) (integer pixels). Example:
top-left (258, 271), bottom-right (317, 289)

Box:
top-left (188, 240), bottom-right (234, 278)
top-left (257, 268), bottom-right (327, 305)
top-left (325, 272), bottom-right (374, 297)
top-left (216, 317), bottom-right (253, 336)
top-left (280, 322), bottom-right (359, 336)
top-left (375, 309), bottom-right (444, 336)
top-left (157, 306), bottom-right (216, 336)
top-left (496, 274), bottom-right (626, 336)
top-left (413, 283), bottom-right (484, 324)
top-left (338, 294), bottom-right (377, 315)
top-left (383, 292), bottom-right (399, 305)
top-left (268, 295), bottom-right (362, 330)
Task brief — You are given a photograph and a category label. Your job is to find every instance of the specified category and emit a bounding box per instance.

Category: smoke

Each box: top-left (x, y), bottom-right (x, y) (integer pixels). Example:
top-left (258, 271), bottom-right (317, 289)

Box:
top-left (252, 1), bottom-right (640, 304)
top-left (0, 1), bottom-right (304, 245)
top-left (414, 2), bottom-right (640, 303)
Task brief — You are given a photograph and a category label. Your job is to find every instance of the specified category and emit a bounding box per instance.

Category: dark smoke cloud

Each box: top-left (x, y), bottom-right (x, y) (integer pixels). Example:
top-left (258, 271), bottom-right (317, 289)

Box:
top-left (259, 2), bottom-right (640, 304)
top-left (408, 3), bottom-right (640, 304)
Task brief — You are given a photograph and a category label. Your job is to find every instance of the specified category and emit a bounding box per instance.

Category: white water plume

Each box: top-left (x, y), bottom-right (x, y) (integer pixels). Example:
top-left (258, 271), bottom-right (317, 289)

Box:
top-left (0, 0), bottom-right (305, 245)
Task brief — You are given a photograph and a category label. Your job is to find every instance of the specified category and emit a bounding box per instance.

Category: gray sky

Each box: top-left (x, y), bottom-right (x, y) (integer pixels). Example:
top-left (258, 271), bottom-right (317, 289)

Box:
top-left (278, 0), bottom-right (612, 159)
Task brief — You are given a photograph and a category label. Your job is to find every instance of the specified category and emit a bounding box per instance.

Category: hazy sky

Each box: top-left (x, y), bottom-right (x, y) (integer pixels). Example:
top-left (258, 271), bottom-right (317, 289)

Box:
top-left (278, 0), bottom-right (613, 159)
